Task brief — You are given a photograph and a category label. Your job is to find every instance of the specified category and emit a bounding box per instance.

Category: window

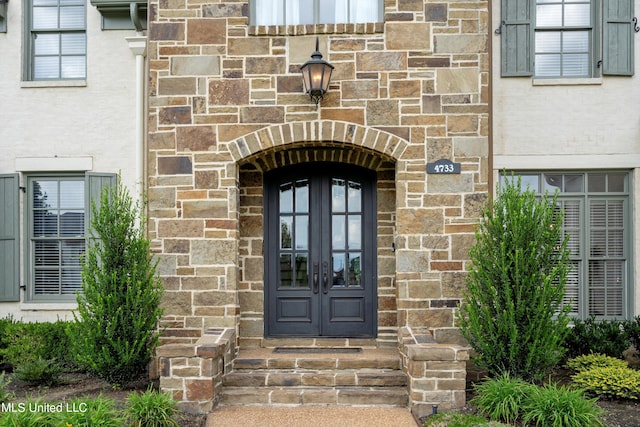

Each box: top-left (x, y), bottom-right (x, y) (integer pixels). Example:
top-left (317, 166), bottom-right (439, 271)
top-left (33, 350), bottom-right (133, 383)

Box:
top-left (0, 173), bottom-right (115, 302)
top-left (250, 0), bottom-right (382, 26)
top-left (500, 0), bottom-right (635, 77)
top-left (500, 171), bottom-right (632, 319)
top-left (26, 0), bottom-right (87, 81)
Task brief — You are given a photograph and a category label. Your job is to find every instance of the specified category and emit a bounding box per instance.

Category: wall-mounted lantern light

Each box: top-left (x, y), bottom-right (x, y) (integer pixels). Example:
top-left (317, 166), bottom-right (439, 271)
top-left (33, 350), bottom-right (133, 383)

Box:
top-left (300, 37), bottom-right (334, 107)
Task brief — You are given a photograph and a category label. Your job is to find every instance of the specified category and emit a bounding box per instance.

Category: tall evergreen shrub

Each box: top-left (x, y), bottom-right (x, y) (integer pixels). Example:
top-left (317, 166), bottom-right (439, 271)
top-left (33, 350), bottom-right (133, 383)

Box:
top-left (458, 177), bottom-right (572, 382)
top-left (70, 181), bottom-right (163, 387)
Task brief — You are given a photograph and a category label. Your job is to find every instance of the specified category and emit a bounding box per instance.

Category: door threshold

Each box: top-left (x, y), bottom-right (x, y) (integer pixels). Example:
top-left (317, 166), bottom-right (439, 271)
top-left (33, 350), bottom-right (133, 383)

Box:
top-left (273, 347), bottom-right (362, 354)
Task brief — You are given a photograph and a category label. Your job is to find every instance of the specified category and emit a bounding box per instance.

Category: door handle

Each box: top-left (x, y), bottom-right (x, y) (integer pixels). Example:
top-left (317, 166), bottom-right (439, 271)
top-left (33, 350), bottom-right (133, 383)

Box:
top-left (322, 261), bottom-right (329, 294)
top-left (313, 262), bottom-right (319, 294)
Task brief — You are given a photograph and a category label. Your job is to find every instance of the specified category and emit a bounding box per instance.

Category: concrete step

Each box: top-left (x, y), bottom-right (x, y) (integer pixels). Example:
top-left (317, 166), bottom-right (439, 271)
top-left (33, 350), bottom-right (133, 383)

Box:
top-left (220, 386), bottom-right (409, 407)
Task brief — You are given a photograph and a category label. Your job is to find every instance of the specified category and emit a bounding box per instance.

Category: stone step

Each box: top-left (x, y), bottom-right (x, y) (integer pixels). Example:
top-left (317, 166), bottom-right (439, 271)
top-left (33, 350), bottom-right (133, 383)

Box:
top-left (220, 386), bottom-right (409, 407)
top-left (231, 347), bottom-right (402, 371)
top-left (224, 369), bottom-right (407, 388)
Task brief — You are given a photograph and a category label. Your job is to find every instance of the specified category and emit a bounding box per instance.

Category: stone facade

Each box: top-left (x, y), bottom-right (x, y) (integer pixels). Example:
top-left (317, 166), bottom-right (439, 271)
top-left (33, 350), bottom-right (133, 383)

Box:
top-left (147, 0), bottom-right (489, 414)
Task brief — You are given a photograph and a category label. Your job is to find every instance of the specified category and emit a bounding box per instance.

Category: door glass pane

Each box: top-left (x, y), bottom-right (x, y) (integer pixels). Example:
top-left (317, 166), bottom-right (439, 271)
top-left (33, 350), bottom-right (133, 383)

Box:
top-left (332, 215), bottom-right (345, 250)
top-left (295, 254), bottom-right (309, 286)
top-left (347, 252), bottom-right (361, 287)
top-left (295, 216), bottom-right (308, 250)
top-left (332, 178), bottom-right (346, 212)
top-left (279, 182), bottom-right (293, 212)
top-left (332, 253), bottom-right (346, 287)
top-left (347, 180), bottom-right (361, 212)
top-left (279, 254), bottom-right (292, 287)
top-left (348, 215), bottom-right (361, 250)
top-left (280, 216), bottom-right (292, 249)
top-left (295, 179), bottom-right (309, 213)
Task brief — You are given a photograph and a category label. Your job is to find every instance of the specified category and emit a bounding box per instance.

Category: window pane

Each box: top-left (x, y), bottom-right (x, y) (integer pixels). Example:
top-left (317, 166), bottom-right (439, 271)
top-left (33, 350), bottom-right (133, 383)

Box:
top-left (34, 270), bottom-right (61, 294)
top-left (60, 5), bottom-right (85, 29)
top-left (565, 175), bottom-right (583, 192)
top-left (608, 174), bottom-right (626, 192)
top-left (35, 241), bottom-right (60, 266)
top-left (563, 31), bottom-right (589, 52)
top-left (61, 56), bottom-right (86, 79)
top-left (332, 253), bottom-right (346, 286)
top-left (255, 0), bottom-right (284, 25)
top-left (60, 180), bottom-right (84, 207)
top-left (351, 0), bottom-right (378, 22)
top-left (536, 32), bottom-right (560, 53)
top-left (289, 0), bottom-right (314, 24)
top-left (34, 33), bottom-right (60, 55)
top-left (33, 6), bottom-right (59, 29)
top-left (34, 180), bottom-right (59, 208)
top-left (565, 4), bottom-right (590, 26)
top-left (34, 57), bottom-right (60, 79)
top-left (294, 179), bottom-right (309, 213)
top-left (61, 33), bottom-right (86, 55)
top-left (535, 54), bottom-right (561, 76)
top-left (320, 0), bottom-right (347, 24)
top-left (536, 5), bottom-right (562, 26)
top-left (60, 210), bottom-right (84, 236)
top-left (280, 182), bottom-right (293, 212)
top-left (588, 173), bottom-right (606, 192)
top-left (563, 54), bottom-right (589, 76)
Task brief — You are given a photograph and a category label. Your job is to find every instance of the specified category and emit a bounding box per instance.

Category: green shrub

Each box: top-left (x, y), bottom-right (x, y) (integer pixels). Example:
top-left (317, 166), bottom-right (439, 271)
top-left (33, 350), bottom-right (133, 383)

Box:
top-left (63, 396), bottom-right (126, 427)
top-left (13, 357), bottom-right (61, 387)
top-left (125, 388), bottom-right (179, 427)
top-left (458, 176), bottom-right (571, 382)
top-left (424, 412), bottom-right (509, 427)
top-left (521, 382), bottom-right (604, 427)
top-left (470, 373), bottom-right (534, 424)
top-left (0, 315), bottom-right (15, 367)
top-left (566, 353), bottom-right (629, 373)
top-left (627, 316), bottom-right (640, 357)
top-left (572, 366), bottom-right (640, 400)
top-left (564, 317), bottom-right (630, 359)
top-left (70, 181), bottom-right (164, 387)
top-left (0, 320), bottom-right (76, 371)
top-left (0, 373), bottom-right (14, 404)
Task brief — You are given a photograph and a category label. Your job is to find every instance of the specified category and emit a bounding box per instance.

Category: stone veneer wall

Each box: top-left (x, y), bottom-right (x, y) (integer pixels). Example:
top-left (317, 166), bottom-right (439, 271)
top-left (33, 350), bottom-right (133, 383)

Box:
top-left (147, 0), bottom-right (489, 406)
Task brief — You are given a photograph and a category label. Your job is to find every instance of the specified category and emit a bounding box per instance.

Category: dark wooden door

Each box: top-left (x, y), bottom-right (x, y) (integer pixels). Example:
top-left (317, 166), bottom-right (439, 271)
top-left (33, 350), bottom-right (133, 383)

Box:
top-left (264, 163), bottom-right (377, 337)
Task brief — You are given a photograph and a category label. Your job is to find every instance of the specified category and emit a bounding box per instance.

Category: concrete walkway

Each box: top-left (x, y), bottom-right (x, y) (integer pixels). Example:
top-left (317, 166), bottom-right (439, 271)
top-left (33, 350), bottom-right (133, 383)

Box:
top-left (206, 406), bottom-right (420, 427)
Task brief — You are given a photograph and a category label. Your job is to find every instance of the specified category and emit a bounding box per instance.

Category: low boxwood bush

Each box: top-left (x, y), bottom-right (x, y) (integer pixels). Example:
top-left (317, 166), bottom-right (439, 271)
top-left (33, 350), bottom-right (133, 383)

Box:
top-left (572, 366), bottom-right (640, 400)
top-left (471, 373), bottom-right (533, 424)
top-left (13, 357), bottom-right (62, 387)
top-left (0, 373), bottom-right (14, 404)
top-left (564, 317), bottom-right (630, 359)
top-left (566, 353), bottom-right (629, 373)
top-left (627, 316), bottom-right (640, 356)
top-left (125, 388), bottom-right (179, 427)
top-left (0, 319), bottom-right (76, 371)
top-left (521, 382), bottom-right (604, 427)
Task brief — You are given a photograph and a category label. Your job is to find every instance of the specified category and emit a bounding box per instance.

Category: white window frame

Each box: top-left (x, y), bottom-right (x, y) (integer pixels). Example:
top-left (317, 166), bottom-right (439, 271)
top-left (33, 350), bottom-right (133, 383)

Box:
top-left (249, 0), bottom-right (384, 26)
top-left (24, 0), bottom-right (87, 81)
top-left (500, 171), bottom-right (633, 320)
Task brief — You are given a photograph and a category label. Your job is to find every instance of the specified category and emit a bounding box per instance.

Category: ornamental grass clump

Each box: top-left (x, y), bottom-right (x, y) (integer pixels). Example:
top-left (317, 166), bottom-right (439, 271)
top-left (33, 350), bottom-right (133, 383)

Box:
top-left (458, 176), bottom-right (572, 382)
top-left (471, 373), bottom-right (533, 424)
top-left (521, 382), bottom-right (604, 427)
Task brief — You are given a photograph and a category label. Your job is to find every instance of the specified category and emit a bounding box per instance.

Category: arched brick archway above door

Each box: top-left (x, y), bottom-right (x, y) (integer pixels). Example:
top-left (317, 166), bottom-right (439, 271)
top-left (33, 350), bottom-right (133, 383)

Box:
top-left (224, 121), bottom-right (408, 165)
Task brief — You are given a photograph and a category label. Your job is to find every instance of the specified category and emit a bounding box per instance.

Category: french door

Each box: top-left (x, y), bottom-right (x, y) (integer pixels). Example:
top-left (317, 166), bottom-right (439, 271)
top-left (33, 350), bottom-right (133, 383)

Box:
top-left (264, 163), bottom-right (377, 337)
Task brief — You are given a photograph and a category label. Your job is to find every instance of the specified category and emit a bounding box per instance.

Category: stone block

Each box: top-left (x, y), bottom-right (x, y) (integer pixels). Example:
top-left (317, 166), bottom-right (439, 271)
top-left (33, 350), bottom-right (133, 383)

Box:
top-left (172, 56), bottom-right (220, 76)
top-left (436, 68), bottom-right (479, 94)
top-left (386, 23), bottom-right (431, 50)
top-left (302, 389), bottom-right (338, 405)
top-left (185, 378), bottom-right (213, 401)
top-left (187, 19), bottom-right (226, 45)
top-left (209, 79), bottom-right (250, 105)
top-left (357, 52), bottom-right (406, 72)
top-left (267, 373), bottom-right (302, 387)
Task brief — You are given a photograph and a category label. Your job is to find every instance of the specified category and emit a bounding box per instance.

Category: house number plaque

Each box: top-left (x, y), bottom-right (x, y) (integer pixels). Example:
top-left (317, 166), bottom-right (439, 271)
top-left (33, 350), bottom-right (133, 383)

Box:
top-left (426, 159), bottom-right (461, 174)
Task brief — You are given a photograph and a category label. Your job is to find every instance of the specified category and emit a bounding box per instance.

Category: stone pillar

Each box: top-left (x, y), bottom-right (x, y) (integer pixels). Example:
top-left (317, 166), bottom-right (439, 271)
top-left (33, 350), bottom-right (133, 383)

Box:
top-left (400, 327), bottom-right (469, 419)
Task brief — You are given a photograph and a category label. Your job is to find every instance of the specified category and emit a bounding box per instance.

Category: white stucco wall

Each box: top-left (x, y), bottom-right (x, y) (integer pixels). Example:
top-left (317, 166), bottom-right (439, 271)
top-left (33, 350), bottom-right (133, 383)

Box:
top-left (0, 2), bottom-right (145, 321)
top-left (492, 2), bottom-right (640, 317)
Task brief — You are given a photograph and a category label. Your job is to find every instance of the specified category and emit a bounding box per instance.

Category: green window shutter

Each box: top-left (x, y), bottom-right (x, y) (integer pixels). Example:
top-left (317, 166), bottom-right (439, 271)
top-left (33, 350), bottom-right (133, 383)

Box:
top-left (603, 0), bottom-right (635, 76)
top-left (85, 172), bottom-right (117, 235)
top-left (501, 0), bottom-right (534, 76)
top-left (0, 174), bottom-right (20, 302)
